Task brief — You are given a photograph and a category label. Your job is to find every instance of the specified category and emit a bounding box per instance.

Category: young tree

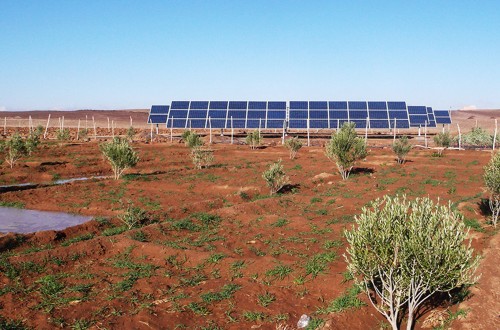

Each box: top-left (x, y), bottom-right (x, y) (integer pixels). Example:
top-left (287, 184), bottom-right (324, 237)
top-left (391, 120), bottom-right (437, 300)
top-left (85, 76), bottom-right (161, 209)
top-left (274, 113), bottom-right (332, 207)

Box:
top-left (325, 122), bottom-right (367, 180)
top-left (484, 152), bottom-right (500, 227)
top-left (246, 130), bottom-right (262, 150)
top-left (56, 128), bottom-right (71, 141)
top-left (126, 126), bottom-right (135, 142)
top-left (186, 132), bottom-right (203, 149)
top-left (25, 130), bottom-right (42, 155)
top-left (284, 137), bottom-right (303, 159)
top-left (433, 132), bottom-right (452, 156)
top-left (392, 136), bottom-right (412, 164)
top-left (119, 201), bottom-right (148, 229)
top-left (99, 137), bottom-right (139, 180)
top-left (3, 133), bottom-right (28, 168)
top-left (262, 159), bottom-right (289, 195)
top-left (344, 195), bottom-right (479, 330)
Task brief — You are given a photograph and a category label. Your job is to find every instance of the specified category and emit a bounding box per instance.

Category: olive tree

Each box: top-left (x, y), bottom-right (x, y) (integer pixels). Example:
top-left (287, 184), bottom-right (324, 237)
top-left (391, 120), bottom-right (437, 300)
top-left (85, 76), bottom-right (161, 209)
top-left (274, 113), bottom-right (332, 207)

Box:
top-left (433, 132), bottom-right (452, 156)
top-left (392, 136), bottom-right (412, 164)
top-left (262, 159), bottom-right (289, 195)
top-left (325, 122), bottom-right (367, 180)
top-left (484, 152), bottom-right (500, 227)
top-left (344, 195), bottom-right (479, 330)
top-left (3, 133), bottom-right (28, 168)
top-left (246, 130), bottom-right (262, 150)
top-left (100, 137), bottom-right (139, 180)
top-left (284, 137), bottom-right (303, 159)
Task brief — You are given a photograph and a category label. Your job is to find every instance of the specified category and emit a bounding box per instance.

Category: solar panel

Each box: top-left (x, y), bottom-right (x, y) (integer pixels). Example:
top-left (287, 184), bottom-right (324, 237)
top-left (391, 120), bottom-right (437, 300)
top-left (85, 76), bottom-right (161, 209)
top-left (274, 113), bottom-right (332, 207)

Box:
top-left (392, 120), bottom-right (410, 129)
top-left (370, 119), bottom-right (390, 128)
top-left (248, 101), bottom-right (267, 109)
top-left (190, 101), bottom-right (209, 109)
top-left (309, 101), bottom-right (328, 109)
top-left (426, 107), bottom-right (436, 127)
top-left (209, 101), bottom-right (228, 110)
top-left (290, 101), bottom-right (308, 110)
top-left (171, 101), bottom-right (190, 109)
top-left (150, 105), bottom-right (170, 114)
top-left (309, 110), bottom-right (328, 119)
top-left (329, 101), bottom-right (348, 110)
top-left (330, 110), bottom-right (349, 120)
top-left (368, 110), bottom-right (389, 119)
top-left (387, 101), bottom-right (407, 110)
top-left (267, 120), bottom-right (285, 128)
top-left (167, 117), bottom-right (188, 128)
top-left (267, 101), bottom-right (286, 110)
top-left (148, 114), bottom-right (168, 124)
top-left (247, 110), bottom-right (266, 119)
top-left (388, 110), bottom-right (409, 120)
top-left (349, 110), bottom-right (368, 119)
top-left (289, 120), bottom-right (308, 128)
top-left (310, 120), bottom-right (329, 128)
top-left (407, 106), bottom-right (427, 115)
top-left (348, 101), bottom-right (368, 110)
top-left (368, 101), bottom-right (387, 110)
top-left (434, 110), bottom-right (452, 124)
top-left (267, 111), bottom-right (286, 119)
top-left (228, 101), bottom-right (247, 109)
top-left (329, 119), bottom-right (349, 128)
top-left (189, 110), bottom-right (208, 120)
top-left (289, 111), bottom-right (308, 119)
top-left (409, 115), bottom-right (428, 127)
top-left (227, 110), bottom-right (246, 119)
top-left (207, 118), bottom-right (226, 129)
top-left (351, 120), bottom-right (367, 128)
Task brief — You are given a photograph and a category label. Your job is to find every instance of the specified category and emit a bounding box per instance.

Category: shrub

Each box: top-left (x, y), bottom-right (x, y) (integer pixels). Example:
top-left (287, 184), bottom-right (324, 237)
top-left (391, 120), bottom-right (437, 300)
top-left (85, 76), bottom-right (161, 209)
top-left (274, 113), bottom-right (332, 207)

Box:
top-left (191, 147), bottom-right (214, 169)
top-left (325, 122), bottom-right (367, 180)
top-left (392, 136), bottom-right (412, 164)
top-left (99, 137), bottom-right (139, 179)
top-left (181, 130), bottom-right (192, 141)
top-left (246, 130), bottom-right (262, 150)
top-left (484, 152), bottom-right (500, 227)
top-left (262, 159), bottom-right (289, 195)
top-left (78, 128), bottom-right (88, 140)
top-left (185, 132), bottom-right (203, 148)
top-left (119, 202), bottom-right (148, 229)
top-left (344, 195), bottom-right (479, 330)
top-left (433, 132), bottom-right (452, 156)
top-left (3, 133), bottom-right (28, 168)
top-left (26, 130), bottom-right (41, 155)
top-left (56, 128), bottom-right (71, 141)
top-left (126, 127), bottom-right (135, 141)
top-left (462, 127), bottom-right (493, 148)
top-left (284, 137), bottom-right (303, 159)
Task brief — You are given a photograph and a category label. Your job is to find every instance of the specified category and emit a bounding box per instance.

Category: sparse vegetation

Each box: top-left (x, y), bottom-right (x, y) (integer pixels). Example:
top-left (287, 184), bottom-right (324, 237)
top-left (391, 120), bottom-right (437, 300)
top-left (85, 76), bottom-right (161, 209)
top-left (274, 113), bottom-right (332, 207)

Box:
top-left (461, 127), bottom-right (493, 148)
top-left (1, 133), bottom-right (29, 168)
top-left (99, 137), bottom-right (139, 179)
top-left (345, 195), bottom-right (479, 330)
top-left (185, 131), bottom-right (203, 148)
top-left (119, 202), bottom-right (148, 229)
top-left (284, 137), bottom-right (302, 159)
top-left (392, 136), bottom-right (412, 164)
top-left (484, 152), bottom-right (500, 227)
top-left (325, 122), bottom-right (367, 180)
top-left (191, 147), bottom-right (214, 169)
top-left (434, 131), bottom-right (452, 156)
top-left (262, 159), bottom-right (289, 195)
top-left (56, 128), bottom-right (71, 141)
top-left (246, 130), bottom-right (262, 149)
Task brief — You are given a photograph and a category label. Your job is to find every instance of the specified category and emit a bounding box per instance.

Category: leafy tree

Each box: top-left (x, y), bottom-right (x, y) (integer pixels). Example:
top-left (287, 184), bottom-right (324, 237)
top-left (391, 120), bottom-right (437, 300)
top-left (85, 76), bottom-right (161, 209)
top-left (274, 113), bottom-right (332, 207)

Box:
top-left (262, 159), bottom-right (289, 195)
top-left (186, 132), bottom-right (203, 148)
top-left (99, 137), bottom-right (139, 180)
top-left (433, 132), bottom-right (452, 156)
top-left (191, 147), bottom-right (214, 169)
top-left (246, 130), bottom-right (262, 150)
top-left (344, 195), bottom-right (479, 330)
top-left (325, 122), bottom-right (367, 180)
top-left (25, 130), bottom-right (41, 156)
top-left (284, 137), bottom-right (303, 159)
top-left (392, 136), bottom-right (412, 164)
top-left (484, 152), bottom-right (500, 227)
top-left (126, 126), bottom-right (135, 142)
top-left (3, 133), bottom-right (28, 168)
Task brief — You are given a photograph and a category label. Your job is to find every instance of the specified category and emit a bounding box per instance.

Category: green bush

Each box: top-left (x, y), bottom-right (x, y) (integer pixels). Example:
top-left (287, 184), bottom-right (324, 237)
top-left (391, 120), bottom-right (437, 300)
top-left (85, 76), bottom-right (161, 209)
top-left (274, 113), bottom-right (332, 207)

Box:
top-left (325, 122), bottom-right (367, 180)
top-left (344, 195), bottom-right (479, 330)
top-left (3, 133), bottom-right (28, 168)
top-left (433, 132), bottom-right (452, 156)
top-left (284, 137), bottom-right (303, 159)
top-left (462, 127), bottom-right (493, 148)
top-left (484, 152), bottom-right (500, 227)
top-left (126, 126), bottom-right (135, 141)
top-left (246, 130), bottom-right (262, 150)
top-left (262, 159), bottom-right (289, 195)
top-left (99, 137), bottom-right (139, 179)
top-left (119, 202), bottom-right (148, 229)
top-left (56, 128), bottom-right (70, 141)
top-left (78, 128), bottom-right (89, 140)
top-left (185, 132), bottom-right (203, 148)
top-left (392, 136), bottom-right (412, 164)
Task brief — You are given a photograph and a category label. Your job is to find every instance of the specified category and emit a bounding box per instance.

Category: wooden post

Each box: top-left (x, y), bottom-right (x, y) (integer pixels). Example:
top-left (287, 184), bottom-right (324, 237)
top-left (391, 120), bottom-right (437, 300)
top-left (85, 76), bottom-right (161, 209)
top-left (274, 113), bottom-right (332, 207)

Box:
top-left (418, 125), bottom-right (421, 137)
top-left (457, 123), bottom-right (461, 150)
top-left (107, 117), bottom-right (110, 130)
top-left (282, 120), bottom-right (286, 145)
top-left (475, 119), bottom-right (478, 128)
top-left (112, 120), bottom-right (115, 137)
top-left (170, 117), bottom-right (173, 143)
top-left (150, 123), bottom-right (153, 143)
top-left (209, 116), bottom-right (212, 144)
top-left (493, 119), bottom-right (498, 151)
top-left (62, 116), bottom-right (65, 131)
top-left (3, 117), bottom-right (6, 135)
top-left (424, 121), bottom-right (428, 148)
top-left (259, 118), bottom-right (262, 135)
top-left (365, 118), bottom-right (368, 142)
top-left (29, 116), bottom-right (32, 132)
top-left (85, 115), bottom-right (88, 130)
top-left (130, 116), bottom-right (133, 127)
top-left (393, 118), bottom-right (396, 142)
top-left (58, 117), bottom-right (61, 130)
top-left (44, 114), bottom-right (51, 139)
top-left (77, 119), bottom-right (81, 140)
top-left (231, 116), bottom-right (234, 145)
top-left (307, 118), bottom-right (310, 147)
top-left (156, 124), bottom-right (159, 135)
top-left (93, 116), bottom-right (97, 140)
top-left (337, 119), bottom-right (339, 132)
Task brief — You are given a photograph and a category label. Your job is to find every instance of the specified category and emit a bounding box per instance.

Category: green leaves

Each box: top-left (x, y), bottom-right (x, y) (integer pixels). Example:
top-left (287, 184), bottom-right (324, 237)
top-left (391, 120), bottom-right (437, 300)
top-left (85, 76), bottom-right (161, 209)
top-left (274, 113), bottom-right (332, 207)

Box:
top-left (99, 137), bottom-right (139, 179)
top-left (484, 152), bottom-right (500, 227)
top-left (325, 122), bottom-right (367, 180)
top-left (392, 136), bottom-right (412, 164)
top-left (246, 130), bottom-right (262, 149)
top-left (262, 159), bottom-right (289, 195)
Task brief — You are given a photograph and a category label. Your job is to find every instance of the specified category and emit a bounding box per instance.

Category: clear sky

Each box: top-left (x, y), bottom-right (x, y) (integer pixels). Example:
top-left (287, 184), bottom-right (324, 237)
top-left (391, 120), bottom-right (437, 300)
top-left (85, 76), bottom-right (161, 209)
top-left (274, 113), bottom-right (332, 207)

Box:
top-left (1, 0), bottom-right (499, 111)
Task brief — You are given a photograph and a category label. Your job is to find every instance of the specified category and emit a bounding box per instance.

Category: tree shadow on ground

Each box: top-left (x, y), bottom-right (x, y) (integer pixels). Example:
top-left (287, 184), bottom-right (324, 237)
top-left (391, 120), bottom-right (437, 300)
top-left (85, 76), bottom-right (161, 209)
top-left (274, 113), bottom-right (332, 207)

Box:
top-left (279, 183), bottom-right (300, 194)
top-left (478, 198), bottom-right (492, 217)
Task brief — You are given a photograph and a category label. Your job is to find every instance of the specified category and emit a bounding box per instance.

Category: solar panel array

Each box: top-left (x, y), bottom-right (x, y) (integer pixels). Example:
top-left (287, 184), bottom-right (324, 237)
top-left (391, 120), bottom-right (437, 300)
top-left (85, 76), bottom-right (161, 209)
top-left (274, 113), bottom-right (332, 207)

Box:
top-left (148, 102), bottom-right (452, 129)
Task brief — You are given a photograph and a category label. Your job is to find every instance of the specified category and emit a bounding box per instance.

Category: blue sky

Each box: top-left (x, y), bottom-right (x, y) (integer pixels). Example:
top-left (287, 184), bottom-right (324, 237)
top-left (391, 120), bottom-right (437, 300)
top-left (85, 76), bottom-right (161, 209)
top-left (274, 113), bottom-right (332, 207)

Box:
top-left (1, 0), bottom-right (499, 111)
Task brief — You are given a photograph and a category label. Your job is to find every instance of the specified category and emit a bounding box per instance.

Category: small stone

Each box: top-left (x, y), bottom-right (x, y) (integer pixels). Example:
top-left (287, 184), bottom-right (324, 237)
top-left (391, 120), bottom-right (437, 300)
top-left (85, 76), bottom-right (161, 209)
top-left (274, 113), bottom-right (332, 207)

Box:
top-left (297, 314), bottom-right (311, 328)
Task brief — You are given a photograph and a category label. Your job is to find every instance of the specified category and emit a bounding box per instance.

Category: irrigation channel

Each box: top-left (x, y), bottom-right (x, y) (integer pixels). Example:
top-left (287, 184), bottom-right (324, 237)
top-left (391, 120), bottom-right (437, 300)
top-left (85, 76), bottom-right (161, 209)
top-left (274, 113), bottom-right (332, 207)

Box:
top-left (0, 176), bottom-right (105, 233)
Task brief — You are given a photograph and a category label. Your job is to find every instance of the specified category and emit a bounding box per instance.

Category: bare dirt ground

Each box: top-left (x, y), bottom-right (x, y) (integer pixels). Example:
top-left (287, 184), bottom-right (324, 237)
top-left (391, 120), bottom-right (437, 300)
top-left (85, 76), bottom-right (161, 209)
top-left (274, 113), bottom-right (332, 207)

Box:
top-left (0, 109), bottom-right (498, 329)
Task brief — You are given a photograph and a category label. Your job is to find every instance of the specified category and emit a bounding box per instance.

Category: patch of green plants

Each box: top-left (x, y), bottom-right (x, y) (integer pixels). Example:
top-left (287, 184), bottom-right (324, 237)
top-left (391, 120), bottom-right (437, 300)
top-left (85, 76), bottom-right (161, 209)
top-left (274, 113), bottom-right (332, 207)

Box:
top-left (270, 218), bottom-right (289, 227)
top-left (200, 283), bottom-right (241, 303)
top-left (265, 264), bottom-right (293, 281)
top-left (102, 226), bottom-right (128, 236)
top-left (0, 201), bottom-right (25, 208)
top-left (316, 284), bottom-right (365, 314)
top-left (61, 233), bottom-right (94, 247)
top-left (242, 311), bottom-right (267, 322)
top-left (304, 252), bottom-right (336, 278)
top-left (463, 218), bottom-right (485, 232)
top-left (257, 291), bottom-right (276, 307)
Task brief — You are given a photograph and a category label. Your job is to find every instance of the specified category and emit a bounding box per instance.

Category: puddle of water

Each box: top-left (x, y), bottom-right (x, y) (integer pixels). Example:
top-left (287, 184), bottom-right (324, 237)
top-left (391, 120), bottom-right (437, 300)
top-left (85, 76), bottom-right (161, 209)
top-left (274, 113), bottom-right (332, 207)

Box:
top-left (0, 207), bottom-right (93, 234)
top-left (0, 176), bottom-right (108, 193)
